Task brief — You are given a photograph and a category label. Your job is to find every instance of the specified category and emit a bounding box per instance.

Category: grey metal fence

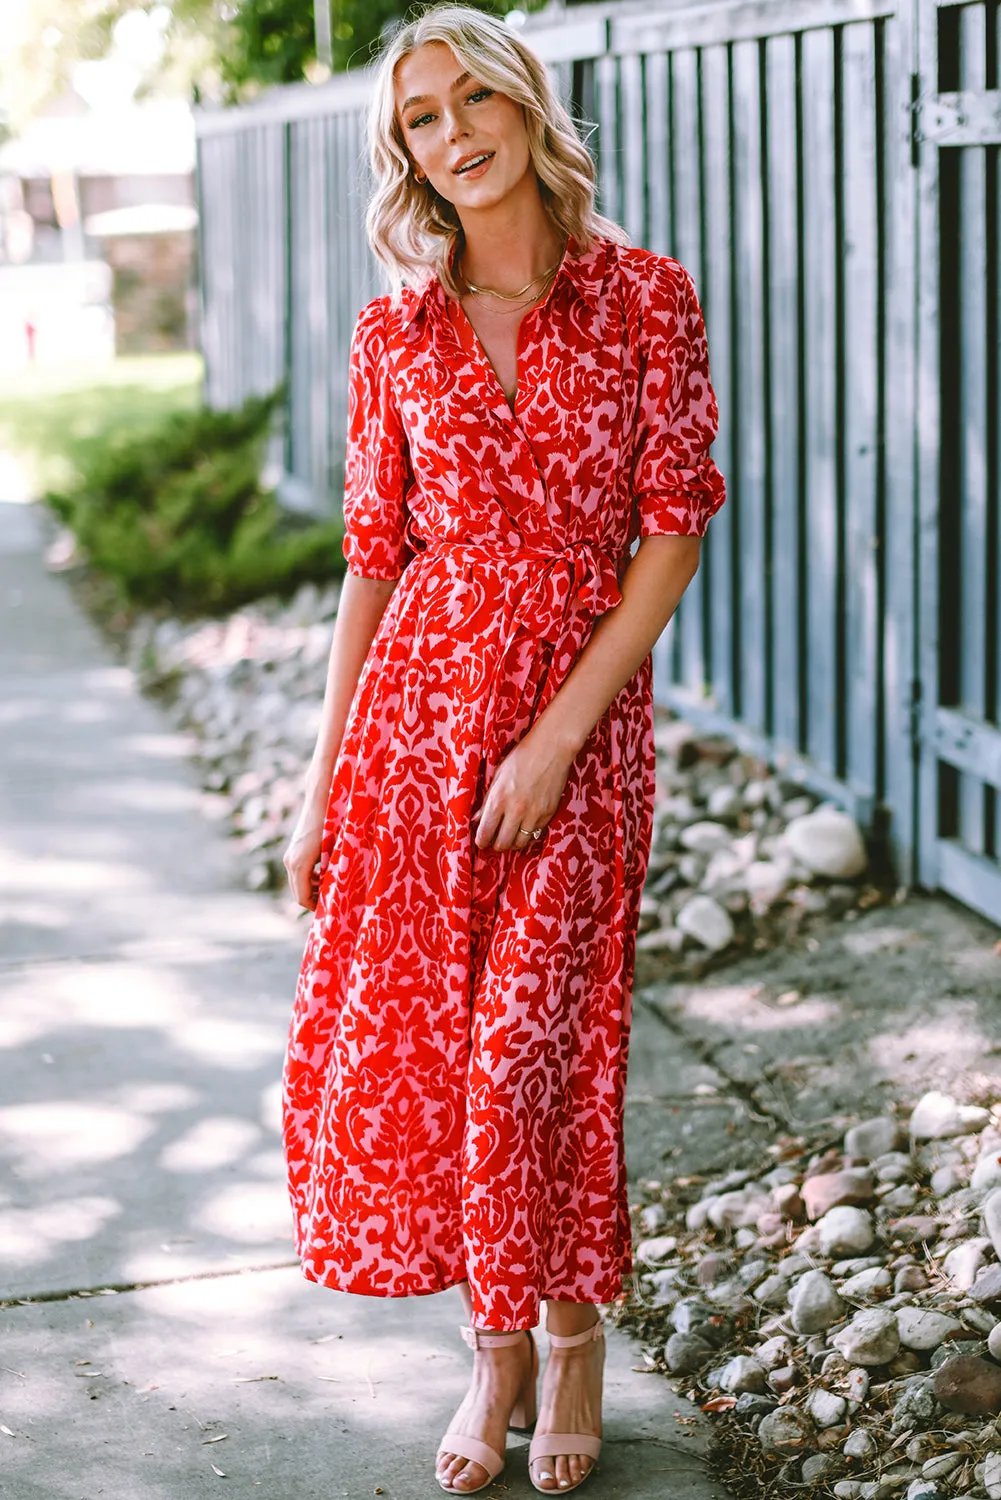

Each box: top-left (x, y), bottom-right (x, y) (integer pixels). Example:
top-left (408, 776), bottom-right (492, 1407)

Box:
top-left (194, 0), bottom-right (1001, 925)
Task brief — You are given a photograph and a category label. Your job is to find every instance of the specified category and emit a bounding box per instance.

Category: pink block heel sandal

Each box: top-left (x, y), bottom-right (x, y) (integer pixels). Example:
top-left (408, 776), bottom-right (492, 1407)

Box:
top-left (436, 1325), bottom-right (539, 1494)
top-left (528, 1315), bottom-right (604, 1493)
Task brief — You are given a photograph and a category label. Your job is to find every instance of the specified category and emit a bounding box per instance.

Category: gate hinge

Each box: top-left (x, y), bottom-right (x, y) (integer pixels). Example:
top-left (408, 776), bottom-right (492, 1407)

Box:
top-left (910, 73), bottom-right (921, 167)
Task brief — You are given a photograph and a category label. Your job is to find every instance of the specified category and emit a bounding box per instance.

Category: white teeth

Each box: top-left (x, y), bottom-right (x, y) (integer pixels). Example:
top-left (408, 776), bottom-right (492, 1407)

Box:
top-left (456, 152), bottom-right (492, 173)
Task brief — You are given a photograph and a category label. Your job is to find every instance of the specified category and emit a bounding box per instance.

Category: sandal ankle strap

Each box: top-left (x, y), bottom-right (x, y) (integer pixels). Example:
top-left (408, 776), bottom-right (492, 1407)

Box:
top-left (544, 1315), bottom-right (604, 1349)
top-left (460, 1324), bottom-right (530, 1351)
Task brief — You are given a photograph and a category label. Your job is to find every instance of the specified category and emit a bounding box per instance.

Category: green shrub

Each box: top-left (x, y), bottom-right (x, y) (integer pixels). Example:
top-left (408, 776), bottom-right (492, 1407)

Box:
top-left (46, 388), bottom-right (346, 617)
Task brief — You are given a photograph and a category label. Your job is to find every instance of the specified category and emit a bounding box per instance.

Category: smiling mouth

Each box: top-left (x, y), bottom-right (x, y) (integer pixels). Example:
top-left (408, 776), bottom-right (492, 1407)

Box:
top-left (453, 151), bottom-right (495, 174)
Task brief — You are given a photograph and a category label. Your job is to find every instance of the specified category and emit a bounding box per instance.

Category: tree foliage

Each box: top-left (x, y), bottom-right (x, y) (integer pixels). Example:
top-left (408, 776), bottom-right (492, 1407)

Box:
top-left (0, 0), bottom-right (559, 123)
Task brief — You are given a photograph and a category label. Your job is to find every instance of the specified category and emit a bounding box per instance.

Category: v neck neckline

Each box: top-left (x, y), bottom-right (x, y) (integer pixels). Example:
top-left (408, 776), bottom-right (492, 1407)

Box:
top-left (450, 296), bottom-right (522, 415)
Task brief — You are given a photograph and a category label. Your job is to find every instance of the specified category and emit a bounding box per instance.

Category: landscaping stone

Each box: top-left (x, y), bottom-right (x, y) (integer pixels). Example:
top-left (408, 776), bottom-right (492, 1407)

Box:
top-left (818, 1206), bottom-right (876, 1257)
top-left (757, 1406), bottom-right (815, 1455)
top-left (932, 1354), bottom-right (1001, 1414)
top-left (832, 1309), bottom-right (902, 1366)
top-left (790, 1269), bottom-right (845, 1333)
top-left (895, 1307), bottom-right (963, 1351)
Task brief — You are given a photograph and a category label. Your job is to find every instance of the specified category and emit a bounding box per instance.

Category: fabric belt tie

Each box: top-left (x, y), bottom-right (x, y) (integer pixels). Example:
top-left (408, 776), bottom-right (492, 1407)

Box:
top-left (421, 537), bottom-right (625, 793)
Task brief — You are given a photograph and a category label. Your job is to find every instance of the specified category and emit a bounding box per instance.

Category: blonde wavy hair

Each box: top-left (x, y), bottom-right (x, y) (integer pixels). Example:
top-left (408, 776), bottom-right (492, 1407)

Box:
top-left (365, 3), bottom-right (627, 298)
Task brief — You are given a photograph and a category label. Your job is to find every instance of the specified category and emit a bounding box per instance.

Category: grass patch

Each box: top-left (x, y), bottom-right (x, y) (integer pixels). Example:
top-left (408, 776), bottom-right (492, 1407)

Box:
top-left (0, 354), bottom-right (203, 497)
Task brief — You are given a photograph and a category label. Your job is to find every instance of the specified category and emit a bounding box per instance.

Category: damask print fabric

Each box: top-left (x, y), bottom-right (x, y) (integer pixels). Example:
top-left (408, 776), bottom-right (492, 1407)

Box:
top-left (281, 235), bottom-right (725, 1330)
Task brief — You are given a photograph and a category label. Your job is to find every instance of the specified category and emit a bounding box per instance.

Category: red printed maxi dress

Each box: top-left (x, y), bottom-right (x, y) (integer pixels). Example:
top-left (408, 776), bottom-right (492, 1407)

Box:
top-left (282, 235), bottom-right (726, 1330)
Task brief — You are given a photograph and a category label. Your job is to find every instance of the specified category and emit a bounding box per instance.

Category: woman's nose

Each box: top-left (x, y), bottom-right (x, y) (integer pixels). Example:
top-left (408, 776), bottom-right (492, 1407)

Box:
top-left (445, 111), bottom-right (471, 143)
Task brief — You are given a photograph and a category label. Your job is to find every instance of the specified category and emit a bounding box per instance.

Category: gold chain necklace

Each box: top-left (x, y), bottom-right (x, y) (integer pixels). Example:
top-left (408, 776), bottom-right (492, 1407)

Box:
top-left (460, 242), bottom-right (566, 302)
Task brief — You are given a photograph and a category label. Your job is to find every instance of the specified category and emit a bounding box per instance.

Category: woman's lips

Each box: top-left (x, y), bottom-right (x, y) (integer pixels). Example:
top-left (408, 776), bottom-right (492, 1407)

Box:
top-left (453, 151), bottom-right (495, 178)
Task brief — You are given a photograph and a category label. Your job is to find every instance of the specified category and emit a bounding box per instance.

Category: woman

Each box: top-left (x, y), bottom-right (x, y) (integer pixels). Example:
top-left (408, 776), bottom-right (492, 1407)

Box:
top-left (281, 5), bottom-right (725, 1494)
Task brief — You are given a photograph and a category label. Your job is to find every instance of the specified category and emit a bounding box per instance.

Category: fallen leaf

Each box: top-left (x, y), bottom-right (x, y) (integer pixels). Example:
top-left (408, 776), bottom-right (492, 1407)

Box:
top-left (1, 1425), bottom-right (15, 1437)
top-left (232, 1374), bottom-right (279, 1383)
top-left (2, 1368), bottom-right (25, 1378)
top-left (211, 1462), bottom-right (227, 1477)
top-left (701, 1396), bottom-right (737, 1412)
top-left (202, 1435), bottom-right (229, 1445)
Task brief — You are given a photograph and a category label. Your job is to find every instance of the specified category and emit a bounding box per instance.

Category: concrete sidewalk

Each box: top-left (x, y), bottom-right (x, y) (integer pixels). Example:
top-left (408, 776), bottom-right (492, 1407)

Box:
top-left (0, 500), bottom-right (725, 1500)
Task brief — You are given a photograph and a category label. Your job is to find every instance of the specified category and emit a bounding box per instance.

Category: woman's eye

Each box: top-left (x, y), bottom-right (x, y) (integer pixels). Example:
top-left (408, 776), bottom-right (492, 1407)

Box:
top-left (468, 88), bottom-right (493, 103)
top-left (407, 113), bottom-right (433, 129)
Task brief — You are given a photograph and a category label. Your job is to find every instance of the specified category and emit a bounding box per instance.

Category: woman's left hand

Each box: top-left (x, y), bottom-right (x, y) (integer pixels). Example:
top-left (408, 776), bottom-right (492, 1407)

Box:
top-left (472, 729), bottom-right (575, 852)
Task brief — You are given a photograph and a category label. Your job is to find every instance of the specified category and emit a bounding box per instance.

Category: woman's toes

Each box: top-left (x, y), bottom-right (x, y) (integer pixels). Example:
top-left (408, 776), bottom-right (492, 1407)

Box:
top-left (533, 1462), bottom-right (557, 1490)
top-left (453, 1460), bottom-right (488, 1490)
top-left (567, 1455), bottom-right (584, 1486)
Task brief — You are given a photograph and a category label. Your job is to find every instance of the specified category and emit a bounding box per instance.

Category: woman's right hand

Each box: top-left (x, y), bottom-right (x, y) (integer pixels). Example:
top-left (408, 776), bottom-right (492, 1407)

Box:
top-left (283, 815), bottom-right (325, 911)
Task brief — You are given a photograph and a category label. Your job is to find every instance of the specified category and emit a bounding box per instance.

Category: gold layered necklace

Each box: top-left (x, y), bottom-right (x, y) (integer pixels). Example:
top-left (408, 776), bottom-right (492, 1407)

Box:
top-left (459, 240), bottom-right (567, 306)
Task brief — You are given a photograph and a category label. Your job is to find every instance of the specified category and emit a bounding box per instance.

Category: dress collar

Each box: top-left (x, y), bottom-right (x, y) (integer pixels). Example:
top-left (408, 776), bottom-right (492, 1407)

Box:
top-left (398, 233), bottom-right (610, 332)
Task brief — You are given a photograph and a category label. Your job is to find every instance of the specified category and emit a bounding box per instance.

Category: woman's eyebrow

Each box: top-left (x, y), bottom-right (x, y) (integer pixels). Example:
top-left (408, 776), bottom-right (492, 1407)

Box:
top-left (401, 71), bottom-right (473, 113)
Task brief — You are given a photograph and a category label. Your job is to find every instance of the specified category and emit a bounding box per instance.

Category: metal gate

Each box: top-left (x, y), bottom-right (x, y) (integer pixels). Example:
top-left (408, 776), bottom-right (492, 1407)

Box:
top-left (913, 0), bottom-right (1001, 922)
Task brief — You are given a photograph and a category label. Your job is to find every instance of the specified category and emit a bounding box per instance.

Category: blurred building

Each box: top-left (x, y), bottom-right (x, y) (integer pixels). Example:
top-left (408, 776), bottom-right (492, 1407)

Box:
top-left (0, 91), bottom-right (196, 367)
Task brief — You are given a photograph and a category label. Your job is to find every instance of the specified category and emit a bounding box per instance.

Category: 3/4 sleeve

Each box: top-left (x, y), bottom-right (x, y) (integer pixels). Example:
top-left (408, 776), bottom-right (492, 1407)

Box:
top-left (629, 258), bottom-right (726, 539)
top-left (341, 298), bottom-right (413, 580)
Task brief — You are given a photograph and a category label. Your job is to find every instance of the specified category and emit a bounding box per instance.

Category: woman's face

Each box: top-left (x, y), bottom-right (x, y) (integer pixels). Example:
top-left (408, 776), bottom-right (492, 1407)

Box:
top-left (394, 42), bottom-right (534, 212)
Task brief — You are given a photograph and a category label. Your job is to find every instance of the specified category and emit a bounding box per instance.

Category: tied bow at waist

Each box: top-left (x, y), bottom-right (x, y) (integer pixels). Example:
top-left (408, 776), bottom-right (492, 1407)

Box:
top-left (423, 537), bottom-right (624, 645)
top-left (418, 537), bottom-right (625, 780)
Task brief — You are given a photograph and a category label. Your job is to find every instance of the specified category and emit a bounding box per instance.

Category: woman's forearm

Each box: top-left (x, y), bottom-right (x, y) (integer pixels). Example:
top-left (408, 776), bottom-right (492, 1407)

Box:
top-left (300, 569), bottom-right (399, 817)
top-left (530, 533), bottom-right (702, 761)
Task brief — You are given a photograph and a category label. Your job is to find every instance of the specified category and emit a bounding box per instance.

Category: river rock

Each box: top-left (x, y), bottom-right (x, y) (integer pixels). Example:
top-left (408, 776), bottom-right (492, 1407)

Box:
top-left (678, 820), bottom-right (732, 854)
top-left (932, 1354), bottom-right (1001, 1414)
top-left (887, 1215), bottom-right (939, 1246)
top-left (988, 1322), bottom-right (1001, 1360)
top-left (895, 1307), bottom-right (963, 1350)
top-left (757, 1335), bottom-right (793, 1370)
top-left (719, 1354), bottom-right (767, 1394)
top-left (802, 1454), bottom-right (834, 1484)
top-left (818, 1206), bottom-right (876, 1256)
top-left (921, 1453), bottom-right (962, 1482)
top-left (984, 1450), bottom-right (1001, 1499)
top-left (930, 1163), bottom-right (966, 1195)
top-left (909, 1091), bottom-right (991, 1141)
top-left (675, 894), bottom-right (735, 952)
top-left (754, 1273), bottom-right (790, 1307)
top-left (844, 1427), bottom-right (878, 1461)
top-left (841, 1266), bottom-right (892, 1298)
top-left (665, 1331), bottom-right (714, 1375)
top-left (943, 1237), bottom-right (992, 1292)
top-left (670, 1298), bottom-right (713, 1335)
top-left (782, 806), bottom-right (868, 878)
top-left (971, 1151), bottom-right (1001, 1193)
top-left (891, 1376), bottom-right (938, 1432)
top-left (832, 1308), bottom-right (901, 1365)
top-left (983, 1189), bottom-right (1001, 1259)
top-left (803, 1168), bottom-right (876, 1219)
top-left (757, 1406), bottom-right (815, 1455)
top-left (970, 1264), bottom-right (1001, 1304)
top-left (635, 1234), bottom-right (678, 1264)
top-left (845, 1116), bottom-right (902, 1161)
top-left (894, 1264), bottom-right (929, 1294)
top-left (808, 1388), bottom-right (848, 1427)
top-left (790, 1269), bottom-right (845, 1333)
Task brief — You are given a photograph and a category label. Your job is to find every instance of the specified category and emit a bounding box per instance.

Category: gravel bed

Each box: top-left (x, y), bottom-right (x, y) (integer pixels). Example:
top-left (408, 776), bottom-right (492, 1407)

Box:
top-left (610, 1090), bottom-right (1001, 1499)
